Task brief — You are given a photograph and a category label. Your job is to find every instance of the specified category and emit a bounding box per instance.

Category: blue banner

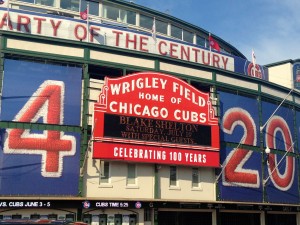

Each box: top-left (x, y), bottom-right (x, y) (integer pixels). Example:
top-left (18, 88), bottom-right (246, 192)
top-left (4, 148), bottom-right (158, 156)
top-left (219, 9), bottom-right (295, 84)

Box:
top-left (261, 101), bottom-right (294, 152)
top-left (218, 91), bottom-right (262, 202)
top-left (233, 55), bottom-right (269, 80)
top-left (262, 101), bottom-right (298, 203)
top-left (1, 59), bottom-right (82, 126)
top-left (218, 146), bottom-right (263, 202)
top-left (0, 59), bottom-right (82, 195)
top-left (0, 130), bottom-right (81, 195)
top-left (293, 63), bottom-right (300, 90)
top-left (220, 91), bottom-right (260, 145)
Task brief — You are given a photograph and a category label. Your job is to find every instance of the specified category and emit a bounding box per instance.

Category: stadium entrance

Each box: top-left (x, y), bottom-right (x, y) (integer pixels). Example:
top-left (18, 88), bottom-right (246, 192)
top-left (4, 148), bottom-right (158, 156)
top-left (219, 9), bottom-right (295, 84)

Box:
top-left (157, 211), bottom-right (212, 225)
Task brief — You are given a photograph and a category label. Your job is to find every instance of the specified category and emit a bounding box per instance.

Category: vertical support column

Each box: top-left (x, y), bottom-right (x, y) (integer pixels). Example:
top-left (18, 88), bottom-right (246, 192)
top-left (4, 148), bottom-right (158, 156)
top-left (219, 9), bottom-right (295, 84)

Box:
top-left (153, 164), bottom-right (160, 225)
top-left (211, 71), bottom-right (221, 202)
top-left (154, 164), bottom-right (160, 199)
top-left (79, 62), bottom-right (90, 196)
top-left (77, 208), bottom-right (83, 221)
top-left (257, 87), bottom-right (267, 203)
top-left (153, 208), bottom-right (158, 225)
top-left (212, 209), bottom-right (218, 225)
top-left (155, 59), bottom-right (160, 72)
top-left (0, 34), bottom-right (5, 112)
top-left (261, 210), bottom-right (267, 225)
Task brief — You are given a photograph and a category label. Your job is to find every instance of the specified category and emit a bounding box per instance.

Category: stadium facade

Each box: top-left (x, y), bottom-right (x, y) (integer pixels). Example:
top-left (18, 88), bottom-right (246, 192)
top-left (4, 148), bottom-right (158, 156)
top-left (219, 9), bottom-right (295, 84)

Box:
top-left (0, 0), bottom-right (299, 225)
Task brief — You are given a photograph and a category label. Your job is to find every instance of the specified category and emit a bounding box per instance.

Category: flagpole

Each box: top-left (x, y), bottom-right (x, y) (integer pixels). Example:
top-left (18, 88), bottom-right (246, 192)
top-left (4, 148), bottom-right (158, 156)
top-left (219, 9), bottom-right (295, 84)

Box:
top-left (87, 2), bottom-right (89, 43)
top-left (252, 49), bottom-right (256, 67)
top-left (6, 0), bottom-right (10, 31)
top-left (251, 49), bottom-right (256, 77)
top-left (209, 33), bottom-right (212, 51)
top-left (209, 33), bottom-right (212, 66)
top-left (79, 0), bottom-right (81, 16)
top-left (152, 17), bottom-right (156, 53)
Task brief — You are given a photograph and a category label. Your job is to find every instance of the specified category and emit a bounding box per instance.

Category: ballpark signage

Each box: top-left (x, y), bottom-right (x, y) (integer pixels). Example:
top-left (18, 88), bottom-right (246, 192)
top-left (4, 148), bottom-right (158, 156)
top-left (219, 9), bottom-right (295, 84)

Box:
top-left (0, 59), bottom-right (82, 195)
top-left (93, 72), bottom-right (220, 167)
top-left (244, 61), bottom-right (267, 80)
top-left (293, 63), bottom-right (300, 90)
top-left (219, 91), bottom-right (298, 204)
top-left (0, 8), bottom-right (233, 71)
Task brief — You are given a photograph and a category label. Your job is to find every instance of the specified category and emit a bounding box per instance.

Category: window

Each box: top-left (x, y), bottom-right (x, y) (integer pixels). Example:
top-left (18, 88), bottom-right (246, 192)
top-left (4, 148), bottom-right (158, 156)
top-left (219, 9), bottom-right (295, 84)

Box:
top-left (17, 0), bottom-right (34, 3)
top-left (192, 168), bottom-right (200, 188)
top-left (65, 214), bottom-right (75, 222)
top-left (221, 48), bottom-right (230, 54)
top-left (80, 0), bottom-right (99, 16)
top-left (117, 8), bottom-right (136, 24)
top-left (127, 163), bottom-right (136, 185)
top-left (140, 14), bottom-right (153, 30)
top-left (205, 39), bottom-right (210, 49)
top-left (103, 4), bottom-right (136, 25)
top-left (30, 214), bottom-right (40, 219)
top-left (156, 19), bottom-right (168, 35)
top-left (12, 215), bottom-right (22, 219)
top-left (144, 209), bottom-right (152, 221)
top-left (100, 161), bottom-right (110, 183)
top-left (126, 10), bottom-right (136, 25)
top-left (169, 166), bottom-right (177, 186)
top-left (171, 25), bottom-right (182, 40)
top-left (103, 4), bottom-right (119, 20)
top-left (60, 0), bottom-right (79, 11)
top-left (196, 35), bottom-right (206, 47)
top-left (183, 30), bottom-right (193, 43)
top-left (36, 0), bottom-right (54, 7)
top-left (48, 214), bottom-right (58, 220)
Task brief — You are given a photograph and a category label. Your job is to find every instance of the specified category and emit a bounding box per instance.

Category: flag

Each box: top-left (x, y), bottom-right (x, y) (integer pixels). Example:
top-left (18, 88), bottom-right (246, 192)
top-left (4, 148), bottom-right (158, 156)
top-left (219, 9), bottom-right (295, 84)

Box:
top-left (80, 3), bottom-right (89, 42)
top-left (5, 0), bottom-right (9, 31)
top-left (252, 49), bottom-right (256, 67)
top-left (208, 35), bottom-right (220, 52)
top-left (152, 17), bottom-right (156, 41)
top-left (0, 0), bottom-right (9, 7)
top-left (80, 8), bottom-right (88, 20)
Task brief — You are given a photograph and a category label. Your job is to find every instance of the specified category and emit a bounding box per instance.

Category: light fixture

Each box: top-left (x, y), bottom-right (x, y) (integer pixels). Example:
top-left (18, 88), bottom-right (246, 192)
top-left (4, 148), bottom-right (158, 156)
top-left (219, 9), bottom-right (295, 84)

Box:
top-left (265, 146), bottom-right (271, 164)
top-left (264, 141), bottom-right (295, 186)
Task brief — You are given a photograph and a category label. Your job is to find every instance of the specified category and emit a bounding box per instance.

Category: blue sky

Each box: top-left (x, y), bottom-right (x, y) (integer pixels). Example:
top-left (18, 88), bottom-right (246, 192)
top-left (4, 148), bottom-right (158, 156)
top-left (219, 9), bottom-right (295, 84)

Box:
top-left (132, 0), bottom-right (300, 65)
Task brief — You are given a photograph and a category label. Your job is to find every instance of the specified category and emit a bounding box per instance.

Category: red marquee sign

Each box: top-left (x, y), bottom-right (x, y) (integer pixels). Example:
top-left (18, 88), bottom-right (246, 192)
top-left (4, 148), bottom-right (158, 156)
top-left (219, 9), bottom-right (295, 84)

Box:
top-left (93, 72), bottom-right (220, 167)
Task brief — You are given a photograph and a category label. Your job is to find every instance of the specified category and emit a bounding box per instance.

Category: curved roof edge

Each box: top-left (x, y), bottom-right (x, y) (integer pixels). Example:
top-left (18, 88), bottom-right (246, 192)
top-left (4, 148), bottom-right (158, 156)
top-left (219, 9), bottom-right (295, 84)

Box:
top-left (265, 58), bottom-right (300, 67)
top-left (108, 0), bottom-right (247, 59)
